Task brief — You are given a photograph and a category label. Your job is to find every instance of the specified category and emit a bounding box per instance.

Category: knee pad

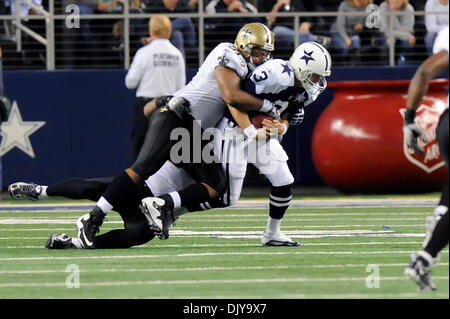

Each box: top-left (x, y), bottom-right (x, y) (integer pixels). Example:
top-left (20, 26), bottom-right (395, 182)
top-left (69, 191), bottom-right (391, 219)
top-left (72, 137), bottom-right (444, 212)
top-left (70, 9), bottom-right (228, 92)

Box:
top-left (266, 164), bottom-right (294, 187)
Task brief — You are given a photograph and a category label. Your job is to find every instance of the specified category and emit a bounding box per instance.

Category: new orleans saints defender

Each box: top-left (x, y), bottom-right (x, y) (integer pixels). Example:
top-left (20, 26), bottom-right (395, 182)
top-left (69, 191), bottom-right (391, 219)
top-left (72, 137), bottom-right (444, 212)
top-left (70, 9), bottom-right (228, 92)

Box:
top-left (73, 23), bottom-right (279, 247)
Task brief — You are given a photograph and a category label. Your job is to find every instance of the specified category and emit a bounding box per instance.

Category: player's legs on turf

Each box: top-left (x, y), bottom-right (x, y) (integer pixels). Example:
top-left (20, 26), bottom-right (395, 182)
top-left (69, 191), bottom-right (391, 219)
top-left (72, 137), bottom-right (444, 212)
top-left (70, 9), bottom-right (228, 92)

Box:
top-left (141, 115), bottom-right (226, 240)
top-left (405, 109), bottom-right (449, 290)
top-left (77, 108), bottom-right (183, 248)
top-left (252, 138), bottom-right (298, 246)
top-left (9, 177), bottom-right (157, 249)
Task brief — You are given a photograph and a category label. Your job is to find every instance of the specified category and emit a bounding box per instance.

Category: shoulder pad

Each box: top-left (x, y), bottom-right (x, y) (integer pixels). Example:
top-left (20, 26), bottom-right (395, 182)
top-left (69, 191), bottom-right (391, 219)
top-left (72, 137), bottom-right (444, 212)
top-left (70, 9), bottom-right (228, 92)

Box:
top-left (214, 43), bottom-right (248, 79)
top-left (249, 59), bottom-right (294, 94)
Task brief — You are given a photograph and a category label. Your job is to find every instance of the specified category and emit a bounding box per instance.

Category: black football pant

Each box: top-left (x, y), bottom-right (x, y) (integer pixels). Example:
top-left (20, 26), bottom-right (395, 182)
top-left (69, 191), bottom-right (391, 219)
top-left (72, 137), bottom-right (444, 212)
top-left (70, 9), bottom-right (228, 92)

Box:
top-left (47, 177), bottom-right (155, 249)
top-left (131, 97), bottom-right (154, 162)
top-left (424, 109), bottom-right (449, 258)
top-left (131, 109), bottom-right (225, 196)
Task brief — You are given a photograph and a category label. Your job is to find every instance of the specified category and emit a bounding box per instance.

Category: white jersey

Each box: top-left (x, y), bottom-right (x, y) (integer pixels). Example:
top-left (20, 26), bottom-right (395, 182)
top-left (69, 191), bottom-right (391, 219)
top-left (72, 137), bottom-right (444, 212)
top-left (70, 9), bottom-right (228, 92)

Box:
top-left (225, 59), bottom-right (312, 123)
top-left (175, 42), bottom-right (249, 129)
top-left (125, 39), bottom-right (185, 98)
top-left (433, 26), bottom-right (449, 109)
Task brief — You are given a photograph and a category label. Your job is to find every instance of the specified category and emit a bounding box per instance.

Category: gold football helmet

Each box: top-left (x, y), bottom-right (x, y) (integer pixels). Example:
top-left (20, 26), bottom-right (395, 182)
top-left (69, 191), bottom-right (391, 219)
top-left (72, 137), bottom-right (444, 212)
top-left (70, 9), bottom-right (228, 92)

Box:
top-left (234, 22), bottom-right (274, 60)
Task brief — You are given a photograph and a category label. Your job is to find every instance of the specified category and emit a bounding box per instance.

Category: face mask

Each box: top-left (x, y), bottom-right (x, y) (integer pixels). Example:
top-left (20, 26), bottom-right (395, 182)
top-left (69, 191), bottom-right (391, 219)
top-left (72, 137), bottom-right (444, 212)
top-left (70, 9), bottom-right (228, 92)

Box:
top-left (301, 73), bottom-right (327, 103)
top-left (248, 50), bottom-right (272, 71)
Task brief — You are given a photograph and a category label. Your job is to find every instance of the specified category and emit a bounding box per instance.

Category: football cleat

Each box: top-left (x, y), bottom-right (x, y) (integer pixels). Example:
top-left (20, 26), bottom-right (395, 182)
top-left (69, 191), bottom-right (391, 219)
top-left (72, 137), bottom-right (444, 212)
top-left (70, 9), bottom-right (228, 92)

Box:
top-left (261, 232), bottom-right (300, 247)
top-left (76, 207), bottom-right (104, 249)
top-left (45, 233), bottom-right (77, 249)
top-left (8, 182), bottom-right (41, 200)
top-left (404, 254), bottom-right (437, 291)
top-left (140, 197), bottom-right (174, 240)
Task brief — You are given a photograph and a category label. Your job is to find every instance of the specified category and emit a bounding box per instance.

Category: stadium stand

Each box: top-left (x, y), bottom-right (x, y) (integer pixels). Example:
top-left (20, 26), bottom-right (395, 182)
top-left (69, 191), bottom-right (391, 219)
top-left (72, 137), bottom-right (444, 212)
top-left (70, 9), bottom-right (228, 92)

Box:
top-left (0, 0), bottom-right (447, 69)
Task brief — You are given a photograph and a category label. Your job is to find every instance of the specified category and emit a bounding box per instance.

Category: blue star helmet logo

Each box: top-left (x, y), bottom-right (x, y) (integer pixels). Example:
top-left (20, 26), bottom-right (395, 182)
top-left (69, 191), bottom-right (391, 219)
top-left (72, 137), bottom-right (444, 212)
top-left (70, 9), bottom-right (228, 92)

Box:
top-left (281, 63), bottom-right (292, 76)
top-left (300, 50), bottom-right (315, 65)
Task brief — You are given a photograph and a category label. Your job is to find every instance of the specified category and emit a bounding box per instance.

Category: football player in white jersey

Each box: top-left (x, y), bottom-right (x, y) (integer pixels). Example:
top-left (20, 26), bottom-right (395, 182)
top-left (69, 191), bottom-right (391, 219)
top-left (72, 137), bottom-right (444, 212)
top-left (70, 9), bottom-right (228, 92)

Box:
top-left (404, 26), bottom-right (449, 291)
top-left (67, 23), bottom-right (279, 247)
top-left (142, 42), bottom-right (332, 246)
top-left (8, 163), bottom-right (197, 249)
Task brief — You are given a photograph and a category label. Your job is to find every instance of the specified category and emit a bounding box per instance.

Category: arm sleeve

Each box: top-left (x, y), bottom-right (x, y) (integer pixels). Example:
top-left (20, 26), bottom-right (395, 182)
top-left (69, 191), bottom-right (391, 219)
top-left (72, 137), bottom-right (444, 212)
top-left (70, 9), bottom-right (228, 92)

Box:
top-left (392, 6), bottom-right (415, 41)
top-left (125, 49), bottom-right (146, 89)
top-left (336, 2), bottom-right (349, 40)
top-left (213, 44), bottom-right (248, 79)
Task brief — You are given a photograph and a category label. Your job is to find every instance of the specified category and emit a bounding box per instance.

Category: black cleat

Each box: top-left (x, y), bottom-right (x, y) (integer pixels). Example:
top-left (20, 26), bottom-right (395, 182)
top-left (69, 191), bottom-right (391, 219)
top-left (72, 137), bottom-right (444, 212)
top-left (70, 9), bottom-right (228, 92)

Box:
top-left (8, 182), bottom-right (41, 200)
top-left (404, 254), bottom-right (437, 291)
top-left (45, 233), bottom-right (77, 249)
top-left (76, 207), bottom-right (104, 249)
top-left (140, 197), bottom-right (174, 240)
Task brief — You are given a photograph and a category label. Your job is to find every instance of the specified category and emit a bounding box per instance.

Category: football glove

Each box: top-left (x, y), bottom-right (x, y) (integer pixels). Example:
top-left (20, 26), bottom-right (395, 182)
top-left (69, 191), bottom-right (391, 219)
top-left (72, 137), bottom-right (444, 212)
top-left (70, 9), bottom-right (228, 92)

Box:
top-left (403, 123), bottom-right (428, 155)
top-left (167, 96), bottom-right (190, 119)
top-left (260, 100), bottom-right (281, 120)
top-left (290, 107), bottom-right (305, 126)
top-left (403, 108), bottom-right (428, 155)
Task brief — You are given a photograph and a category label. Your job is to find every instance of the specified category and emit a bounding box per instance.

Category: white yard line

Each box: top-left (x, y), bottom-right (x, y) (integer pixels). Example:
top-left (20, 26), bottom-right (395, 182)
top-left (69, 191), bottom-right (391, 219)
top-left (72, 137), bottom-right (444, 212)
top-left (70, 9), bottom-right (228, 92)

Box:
top-left (0, 262), bottom-right (448, 275)
top-left (0, 198), bottom-right (438, 213)
top-left (0, 217), bottom-right (428, 224)
top-left (0, 229), bottom-right (427, 239)
top-left (0, 212), bottom-right (435, 218)
top-left (0, 276), bottom-right (447, 288)
top-left (0, 241), bottom-right (426, 249)
top-left (2, 250), bottom-right (449, 261)
top-left (0, 225), bottom-right (425, 230)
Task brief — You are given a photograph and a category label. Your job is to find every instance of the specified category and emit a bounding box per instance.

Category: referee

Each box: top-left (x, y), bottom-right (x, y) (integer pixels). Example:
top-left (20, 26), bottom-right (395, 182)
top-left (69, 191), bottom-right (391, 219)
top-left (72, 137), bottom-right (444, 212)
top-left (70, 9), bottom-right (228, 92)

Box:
top-left (125, 15), bottom-right (186, 161)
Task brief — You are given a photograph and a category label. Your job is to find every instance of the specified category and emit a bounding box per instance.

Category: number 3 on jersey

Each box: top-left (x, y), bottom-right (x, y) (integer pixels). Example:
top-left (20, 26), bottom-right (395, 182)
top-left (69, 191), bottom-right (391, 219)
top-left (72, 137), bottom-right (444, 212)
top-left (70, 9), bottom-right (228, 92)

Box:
top-left (253, 71), bottom-right (268, 82)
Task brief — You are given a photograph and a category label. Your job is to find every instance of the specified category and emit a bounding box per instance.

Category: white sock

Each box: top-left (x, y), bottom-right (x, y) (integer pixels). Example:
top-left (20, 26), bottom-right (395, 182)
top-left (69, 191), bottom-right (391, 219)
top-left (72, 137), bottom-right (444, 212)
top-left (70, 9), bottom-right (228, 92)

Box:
top-left (96, 196), bottom-right (112, 215)
top-left (38, 186), bottom-right (48, 199)
top-left (433, 205), bottom-right (448, 220)
top-left (419, 250), bottom-right (434, 266)
top-left (265, 217), bottom-right (282, 234)
top-left (71, 237), bottom-right (83, 249)
top-left (169, 191), bottom-right (181, 209)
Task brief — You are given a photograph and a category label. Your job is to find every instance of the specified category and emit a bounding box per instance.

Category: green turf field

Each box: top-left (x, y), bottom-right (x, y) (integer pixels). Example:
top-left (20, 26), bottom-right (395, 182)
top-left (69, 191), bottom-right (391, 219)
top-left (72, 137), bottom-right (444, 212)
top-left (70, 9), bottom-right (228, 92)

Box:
top-left (0, 201), bottom-right (448, 299)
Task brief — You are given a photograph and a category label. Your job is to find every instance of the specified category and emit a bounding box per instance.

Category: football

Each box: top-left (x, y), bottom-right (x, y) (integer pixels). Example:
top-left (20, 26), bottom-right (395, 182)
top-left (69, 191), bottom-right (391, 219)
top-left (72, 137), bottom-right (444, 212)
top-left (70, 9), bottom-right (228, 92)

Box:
top-left (249, 112), bottom-right (274, 128)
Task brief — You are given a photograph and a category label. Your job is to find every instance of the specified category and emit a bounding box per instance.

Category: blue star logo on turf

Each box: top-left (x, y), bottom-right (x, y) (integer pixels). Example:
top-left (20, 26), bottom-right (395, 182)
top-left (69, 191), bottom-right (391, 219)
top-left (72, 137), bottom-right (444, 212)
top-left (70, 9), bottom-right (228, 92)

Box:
top-left (281, 63), bottom-right (292, 76)
top-left (301, 50), bottom-right (315, 65)
top-left (0, 101), bottom-right (46, 158)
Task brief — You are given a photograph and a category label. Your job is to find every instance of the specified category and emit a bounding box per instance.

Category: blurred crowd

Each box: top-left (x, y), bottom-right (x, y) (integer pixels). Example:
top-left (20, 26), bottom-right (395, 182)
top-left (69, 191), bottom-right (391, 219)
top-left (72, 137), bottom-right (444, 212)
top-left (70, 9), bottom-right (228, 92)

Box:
top-left (0, 0), bottom-right (448, 68)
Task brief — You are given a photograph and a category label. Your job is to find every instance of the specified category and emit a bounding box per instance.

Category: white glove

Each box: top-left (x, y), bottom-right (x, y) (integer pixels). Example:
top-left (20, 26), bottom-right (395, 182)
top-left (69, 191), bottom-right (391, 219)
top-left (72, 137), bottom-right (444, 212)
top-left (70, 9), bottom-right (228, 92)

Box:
top-left (290, 107), bottom-right (305, 126)
top-left (259, 100), bottom-right (281, 120)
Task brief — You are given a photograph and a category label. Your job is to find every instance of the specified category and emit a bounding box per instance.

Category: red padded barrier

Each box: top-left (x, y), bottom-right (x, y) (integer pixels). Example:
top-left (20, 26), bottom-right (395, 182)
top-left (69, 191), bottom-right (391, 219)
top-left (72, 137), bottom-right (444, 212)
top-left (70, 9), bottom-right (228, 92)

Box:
top-left (312, 79), bottom-right (449, 193)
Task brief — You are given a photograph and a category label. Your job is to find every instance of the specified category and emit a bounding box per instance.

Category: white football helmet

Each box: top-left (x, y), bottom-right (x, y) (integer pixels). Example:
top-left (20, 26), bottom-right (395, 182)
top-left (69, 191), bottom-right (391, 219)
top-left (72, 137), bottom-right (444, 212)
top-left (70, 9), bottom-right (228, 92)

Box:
top-left (288, 42), bottom-right (332, 102)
